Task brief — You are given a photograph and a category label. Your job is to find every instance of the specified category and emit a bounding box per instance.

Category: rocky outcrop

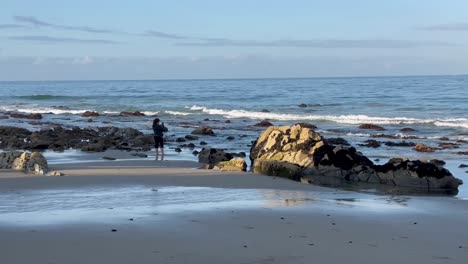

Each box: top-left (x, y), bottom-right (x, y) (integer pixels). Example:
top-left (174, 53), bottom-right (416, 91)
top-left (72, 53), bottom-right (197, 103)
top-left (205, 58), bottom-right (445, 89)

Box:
top-left (119, 111), bottom-right (145, 116)
top-left (81, 111), bottom-right (100, 117)
top-left (10, 113), bottom-right (43, 119)
top-left (0, 126), bottom-right (150, 152)
top-left (250, 124), bottom-right (463, 193)
top-left (0, 151), bottom-right (48, 175)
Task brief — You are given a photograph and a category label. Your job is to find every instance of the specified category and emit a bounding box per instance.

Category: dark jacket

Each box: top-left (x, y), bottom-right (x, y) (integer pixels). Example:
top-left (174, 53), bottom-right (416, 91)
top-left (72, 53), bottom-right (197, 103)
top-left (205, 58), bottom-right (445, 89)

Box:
top-left (152, 124), bottom-right (168, 137)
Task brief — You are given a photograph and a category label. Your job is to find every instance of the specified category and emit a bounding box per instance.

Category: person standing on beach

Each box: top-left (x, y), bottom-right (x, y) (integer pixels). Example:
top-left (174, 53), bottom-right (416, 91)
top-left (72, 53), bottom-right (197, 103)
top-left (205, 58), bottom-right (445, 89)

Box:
top-left (152, 118), bottom-right (168, 160)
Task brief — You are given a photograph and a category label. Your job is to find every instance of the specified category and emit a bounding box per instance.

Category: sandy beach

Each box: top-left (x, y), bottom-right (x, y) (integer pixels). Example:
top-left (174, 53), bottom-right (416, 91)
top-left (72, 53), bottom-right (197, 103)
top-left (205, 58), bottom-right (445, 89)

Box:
top-left (1, 158), bottom-right (467, 264)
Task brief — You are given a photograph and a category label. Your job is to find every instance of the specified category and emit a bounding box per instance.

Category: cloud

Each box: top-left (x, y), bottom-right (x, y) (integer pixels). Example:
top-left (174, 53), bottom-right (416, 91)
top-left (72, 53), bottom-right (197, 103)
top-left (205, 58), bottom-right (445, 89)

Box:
top-left (0, 24), bottom-right (30, 29)
top-left (14, 15), bottom-right (124, 34)
top-left (420, 23), bottom-right (468, 31)
top-left (8, 35), bottom-right (121, 44)
top-left (145, 30), bottom-right (189, 39)
top-left (176, 39), bottom-right (455, 49)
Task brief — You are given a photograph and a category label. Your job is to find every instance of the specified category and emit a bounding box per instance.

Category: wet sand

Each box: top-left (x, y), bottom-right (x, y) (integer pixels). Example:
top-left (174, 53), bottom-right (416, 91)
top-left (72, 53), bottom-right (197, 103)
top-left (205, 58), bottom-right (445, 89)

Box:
top-left (1, 159), bottom-right (468, 263)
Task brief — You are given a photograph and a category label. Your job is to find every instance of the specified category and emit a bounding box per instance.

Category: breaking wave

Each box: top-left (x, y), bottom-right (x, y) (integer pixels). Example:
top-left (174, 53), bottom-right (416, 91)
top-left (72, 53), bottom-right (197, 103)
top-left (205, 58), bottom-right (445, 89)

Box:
top-left (188, 105), bottom-right (468, 129)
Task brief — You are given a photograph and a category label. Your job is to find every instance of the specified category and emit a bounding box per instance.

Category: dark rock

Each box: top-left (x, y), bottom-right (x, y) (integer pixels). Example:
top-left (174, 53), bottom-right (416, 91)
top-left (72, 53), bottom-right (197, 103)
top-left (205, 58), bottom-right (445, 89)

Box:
top-left (358, 124), bottom-right (385, 131)
top-left (371, 134), bottom-right (398, 139)
top-left (459, 164), bottom-right (468, 168)
top-left (254, 120), bottom-right (274, 127)
top-left (131, 153), bottom-right (148, 158)
top-left (192, 150), bottom-right (199, 155)
top-left (384, 141), bottom-right (416, 147)
top-left (10, 113), bottom-right (43, 119)
top-left (224, 120), bottom-right (231, 123)
top-left (191, 127), bottom-right (215, 136)
top-left (400, 127), bottom-right (416, 132)
top-left (414, 144), bottom-right (437, 153)
top-left (238, 152), bottom-right (246, 158)
top-left (295, 123), bottom-right (317, 129)
top-left (176, 137), bottom-right (186, 142)
top-left (326, 137), bottom-right (350, 146)
top-left (174, 147), bottom-right (182, 153)
top-left (226, 136), bottom-right (235, 140)
top-left (0, 115), bottom-right (9, 119)
top-left (203, 118), bottom-right (210, 121)
top-left (260, 109), bottom-right (270, 113)
top-left (198, 148), bottom-right (233, 165)
top-left (439, 137), bottom-right (450, 141)
top-left (82, 143), bottom-right (106, 152)
top-left (358, 140), bottom-right (381, 148)
top-left (185, 135), bottom-right (199, 140)
top-left (438, 143), bottom-right (459, 149)
top-left (429, 159), bottom-right (446, 166)
top-left (120, 111), bottom-right (145, 116)
top-left (81, 111), bottom-right (99, 117)
top-left (457, 151), bottom-right (468, 155)
top-left (87, 118), bottom-right (93, 122)
top-left (200, 141), bottom-right (208, 145)
top-left (102, 156), bottom-right (116, 160)
top-left (298, 103), bottom-right (307, 108)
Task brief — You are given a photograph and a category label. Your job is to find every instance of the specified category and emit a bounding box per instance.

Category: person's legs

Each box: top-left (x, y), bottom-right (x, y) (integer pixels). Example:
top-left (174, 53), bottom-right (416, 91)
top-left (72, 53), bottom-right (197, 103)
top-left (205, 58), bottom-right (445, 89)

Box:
top-left (155, 148), bottom-right (159, 160)
top-left (160, 147), bottom-right (165, 160)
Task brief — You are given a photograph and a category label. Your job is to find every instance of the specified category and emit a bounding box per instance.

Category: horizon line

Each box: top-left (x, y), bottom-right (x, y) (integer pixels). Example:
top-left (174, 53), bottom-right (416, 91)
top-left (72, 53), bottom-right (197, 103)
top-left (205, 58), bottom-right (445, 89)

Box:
top-left (0, 73), bottom-right (467, 83)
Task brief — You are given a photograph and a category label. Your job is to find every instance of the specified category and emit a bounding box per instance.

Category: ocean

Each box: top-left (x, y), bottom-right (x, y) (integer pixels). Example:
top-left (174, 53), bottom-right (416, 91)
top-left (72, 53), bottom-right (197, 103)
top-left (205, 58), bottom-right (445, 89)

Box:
top-left (0, 76), bottom-right (467, 196)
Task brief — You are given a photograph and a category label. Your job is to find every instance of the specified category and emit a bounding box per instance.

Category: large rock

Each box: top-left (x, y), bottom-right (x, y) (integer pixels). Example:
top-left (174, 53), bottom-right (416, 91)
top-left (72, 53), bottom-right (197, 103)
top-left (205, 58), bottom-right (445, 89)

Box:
top-left (0, 151), bottom-right (22, 168)
top-left (250, 124), bottom-right (463, 193)
top-left (250, 124), bottom-right (325, 167)
top-left (198, 148), bottom-right (233, 165)
top-left (8, 151), bottom-right (49, 175)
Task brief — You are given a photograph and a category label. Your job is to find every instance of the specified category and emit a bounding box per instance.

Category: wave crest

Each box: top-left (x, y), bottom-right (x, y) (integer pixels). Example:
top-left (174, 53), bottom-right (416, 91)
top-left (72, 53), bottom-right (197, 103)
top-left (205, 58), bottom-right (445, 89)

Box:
top-left (188, 105), bottom-right (468, 129)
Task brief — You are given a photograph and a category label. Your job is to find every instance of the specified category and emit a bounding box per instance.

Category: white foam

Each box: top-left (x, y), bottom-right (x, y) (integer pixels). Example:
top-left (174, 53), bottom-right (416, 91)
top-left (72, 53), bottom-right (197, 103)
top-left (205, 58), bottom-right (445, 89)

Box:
top-left (141, 111), bottom-right (159, 116)
top-left (164, 111), bottom-right (191, 116)
top-left (346, 133), bottom-right (371, 137)
top-left (0, 106), bottom-right (91, 115)
top-left (188, 105), bottom-right (468, 129)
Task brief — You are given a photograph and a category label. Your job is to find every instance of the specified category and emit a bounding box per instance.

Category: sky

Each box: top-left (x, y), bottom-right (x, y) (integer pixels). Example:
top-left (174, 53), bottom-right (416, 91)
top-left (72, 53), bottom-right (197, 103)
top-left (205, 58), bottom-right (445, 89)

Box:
top-left (1, 0), bottom-right (468, 80)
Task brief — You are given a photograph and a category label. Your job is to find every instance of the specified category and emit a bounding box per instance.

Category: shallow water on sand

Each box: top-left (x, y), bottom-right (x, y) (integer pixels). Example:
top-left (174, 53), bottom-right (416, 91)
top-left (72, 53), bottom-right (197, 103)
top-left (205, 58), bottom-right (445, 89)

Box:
top-left (0, 185), bottom-right (447, 226)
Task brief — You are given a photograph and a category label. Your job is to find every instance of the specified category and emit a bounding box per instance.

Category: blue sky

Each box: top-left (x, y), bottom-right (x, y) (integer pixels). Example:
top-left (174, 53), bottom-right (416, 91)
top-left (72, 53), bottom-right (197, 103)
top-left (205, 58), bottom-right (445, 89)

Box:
top-left (1, 0), bottom-right (467, 80)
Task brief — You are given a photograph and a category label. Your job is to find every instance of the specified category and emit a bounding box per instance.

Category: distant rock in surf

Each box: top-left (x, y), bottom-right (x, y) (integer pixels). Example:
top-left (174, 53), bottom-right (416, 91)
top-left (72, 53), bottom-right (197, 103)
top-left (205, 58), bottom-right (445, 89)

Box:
top-left (191, 127), bottom-right (215, 136)
top-left (358, 124), bottom-right (385, 131)
top-left (10, 113), bottom-right (42, 120)
top-left (254, 120), bottom-right (274, 127)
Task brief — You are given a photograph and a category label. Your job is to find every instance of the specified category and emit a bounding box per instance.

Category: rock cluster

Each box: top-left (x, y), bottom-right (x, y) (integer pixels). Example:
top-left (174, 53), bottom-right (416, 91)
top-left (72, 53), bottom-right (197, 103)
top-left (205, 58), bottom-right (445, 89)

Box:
top-left (0, 126), bottom-right (152, 152)
top-left (198, 148), bottom-right (247, 172)
top-left (0, 151), bottom-right (49, 175)
top-left (250, 124), bottom-right (463, 193)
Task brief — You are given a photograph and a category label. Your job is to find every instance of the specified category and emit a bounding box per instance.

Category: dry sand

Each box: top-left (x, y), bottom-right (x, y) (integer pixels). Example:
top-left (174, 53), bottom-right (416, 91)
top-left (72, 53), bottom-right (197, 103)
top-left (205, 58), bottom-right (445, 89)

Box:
top-left (1, 159), bottom-right (467, 264)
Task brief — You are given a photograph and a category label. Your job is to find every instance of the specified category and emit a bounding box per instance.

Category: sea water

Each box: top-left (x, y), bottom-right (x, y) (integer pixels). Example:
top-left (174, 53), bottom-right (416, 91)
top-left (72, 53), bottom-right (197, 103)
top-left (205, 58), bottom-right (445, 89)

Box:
top-left (0, 76), bottom-right (467, 195)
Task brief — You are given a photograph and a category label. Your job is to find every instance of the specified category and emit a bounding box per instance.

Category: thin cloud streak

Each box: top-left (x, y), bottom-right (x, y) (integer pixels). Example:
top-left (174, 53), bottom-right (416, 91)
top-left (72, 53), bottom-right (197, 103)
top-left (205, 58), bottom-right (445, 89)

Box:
top-left (8, 35), bottom-right (121, 44)
top-left (14, 15), bottom-right (125, 34)
top-left (176, 39), bottom-right (455, 49)
top-left (0, 24), bottom-right (30, 29)
top-left (421, 23), bottom-right (468, 31)
top-left (145, 30), bottom-right (189, 39)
